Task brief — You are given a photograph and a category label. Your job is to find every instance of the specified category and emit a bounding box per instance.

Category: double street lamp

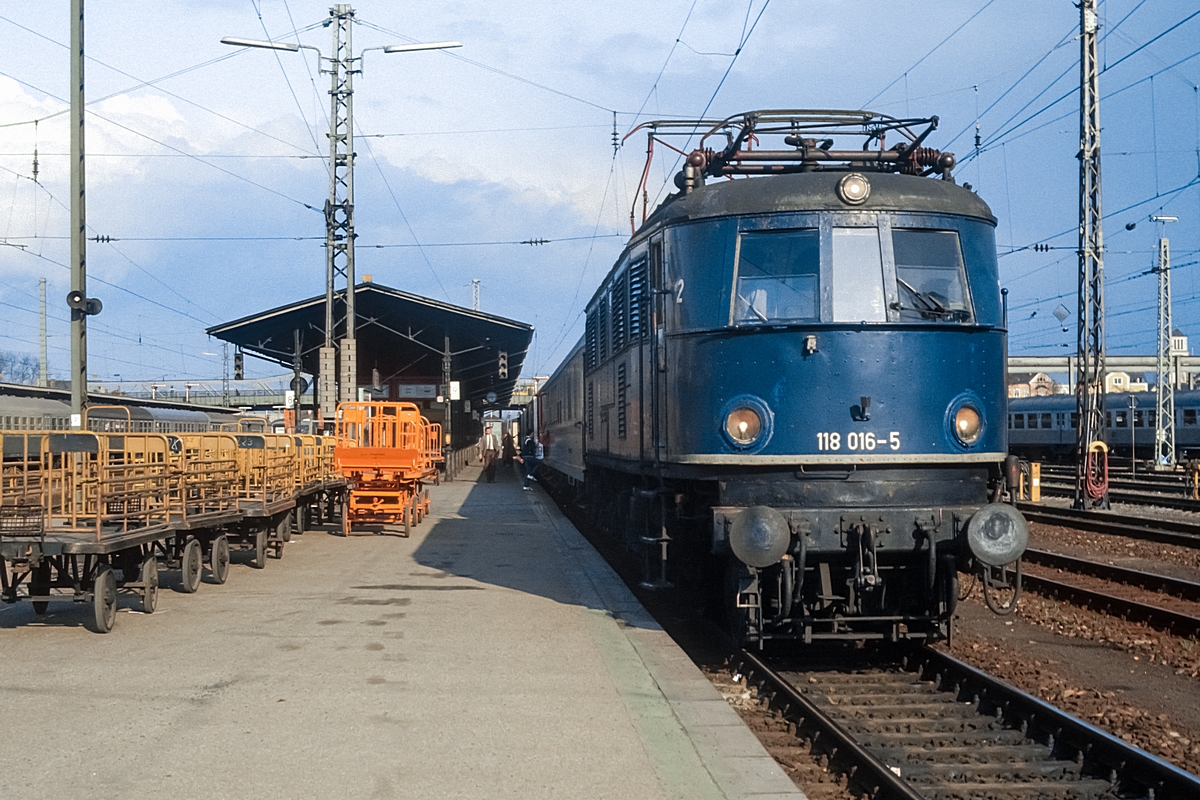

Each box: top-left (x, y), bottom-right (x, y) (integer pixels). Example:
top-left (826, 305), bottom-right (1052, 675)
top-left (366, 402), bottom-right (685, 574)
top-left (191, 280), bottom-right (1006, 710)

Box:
top-left (223, 6), bottom-right (460, 427)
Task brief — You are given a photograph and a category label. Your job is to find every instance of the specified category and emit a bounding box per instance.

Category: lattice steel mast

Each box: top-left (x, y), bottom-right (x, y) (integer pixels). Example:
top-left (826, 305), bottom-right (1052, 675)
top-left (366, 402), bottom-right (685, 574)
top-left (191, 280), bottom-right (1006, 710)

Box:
top-left (1074, 0), bottom-right (1108, 509)
top-left (222, 12), bottom-right (458, 428)
top-left (320, 3), bottom-right (358, 423)
top-left (1154, 229), bottom-right (1176, 468)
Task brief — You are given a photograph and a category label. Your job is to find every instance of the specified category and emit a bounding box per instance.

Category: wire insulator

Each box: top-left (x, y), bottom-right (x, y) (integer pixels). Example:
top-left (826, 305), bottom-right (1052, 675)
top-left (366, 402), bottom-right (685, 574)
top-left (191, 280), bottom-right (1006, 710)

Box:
top-left (911, 147), bottom-right (942, 167)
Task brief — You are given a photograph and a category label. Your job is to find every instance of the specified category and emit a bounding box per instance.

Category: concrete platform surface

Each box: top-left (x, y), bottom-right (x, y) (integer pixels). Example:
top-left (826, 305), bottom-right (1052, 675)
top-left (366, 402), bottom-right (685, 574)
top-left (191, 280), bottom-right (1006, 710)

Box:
top-left (0, 462), bottom-right (804, 800)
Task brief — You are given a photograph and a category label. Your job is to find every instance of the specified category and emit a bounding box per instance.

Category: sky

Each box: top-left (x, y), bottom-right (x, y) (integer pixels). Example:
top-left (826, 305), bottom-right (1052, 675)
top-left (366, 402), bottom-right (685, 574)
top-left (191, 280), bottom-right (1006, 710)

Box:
top-left (0, 0), bottom-right (1198, 386)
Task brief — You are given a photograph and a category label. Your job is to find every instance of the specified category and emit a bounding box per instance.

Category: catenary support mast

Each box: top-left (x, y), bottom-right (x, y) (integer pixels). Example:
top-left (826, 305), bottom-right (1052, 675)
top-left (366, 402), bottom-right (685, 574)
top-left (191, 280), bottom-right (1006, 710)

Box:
top-left (320, 3), bottom-right (358, 422)
top-left (38, 278), bottom-right (48, 387)
top-left (1074, 0), bottom-right (1108, 509)
top-left (69, 0), bottom-right (87, 427)
top-left (1154, 233), bottom-right (1176, 467)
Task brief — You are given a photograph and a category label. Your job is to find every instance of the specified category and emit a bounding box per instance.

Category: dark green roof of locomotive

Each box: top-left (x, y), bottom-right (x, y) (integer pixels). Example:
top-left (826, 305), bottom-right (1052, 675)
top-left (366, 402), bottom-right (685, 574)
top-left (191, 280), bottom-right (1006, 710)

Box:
top-left (635, 171), bottom-right (996, 240)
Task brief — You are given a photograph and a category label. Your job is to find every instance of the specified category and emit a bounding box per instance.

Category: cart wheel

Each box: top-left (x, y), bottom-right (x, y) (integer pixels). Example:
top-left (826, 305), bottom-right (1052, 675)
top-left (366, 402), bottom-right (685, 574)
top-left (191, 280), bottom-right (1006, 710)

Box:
top-left (279, 511), bottom-right (293, 543)
top-left (140, 556), bottom-right (159, 614)
top-left (180, 539), bottom-right (202, 594)
top-left (211, 534), bottom-right (230, 585)
top-left (254, 528), bottom-right (268, 569)
top-left (294, 506), bottom-right (308, 537)
top-left (403, 498), bottom-right (412, 538)
top-left (92, 565), bottom-right (117, 633)
top-left (31, 561), bottom-right (51, 615)
top-left (341, 500), bottom-right (351, 537)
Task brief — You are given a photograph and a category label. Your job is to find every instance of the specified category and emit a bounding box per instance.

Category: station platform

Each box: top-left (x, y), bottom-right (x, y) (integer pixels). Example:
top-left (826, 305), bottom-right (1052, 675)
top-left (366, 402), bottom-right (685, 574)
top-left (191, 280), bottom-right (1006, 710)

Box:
top-left (0, 461), bottom-right (804, 800)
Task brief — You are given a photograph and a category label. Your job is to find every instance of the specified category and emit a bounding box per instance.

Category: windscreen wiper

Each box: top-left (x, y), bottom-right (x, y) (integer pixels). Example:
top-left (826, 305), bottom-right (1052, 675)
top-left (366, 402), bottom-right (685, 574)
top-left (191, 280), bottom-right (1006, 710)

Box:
top-left (895, 278), bottom-right (964, 320)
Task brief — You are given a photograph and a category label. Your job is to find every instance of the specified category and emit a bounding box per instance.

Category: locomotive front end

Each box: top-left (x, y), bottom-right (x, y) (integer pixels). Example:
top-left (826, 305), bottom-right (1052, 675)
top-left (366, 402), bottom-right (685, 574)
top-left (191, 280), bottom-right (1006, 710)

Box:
top-left (577, 111), bottom-right (1027, 647)
top-left (667, 170), bottom-right (1026, 644)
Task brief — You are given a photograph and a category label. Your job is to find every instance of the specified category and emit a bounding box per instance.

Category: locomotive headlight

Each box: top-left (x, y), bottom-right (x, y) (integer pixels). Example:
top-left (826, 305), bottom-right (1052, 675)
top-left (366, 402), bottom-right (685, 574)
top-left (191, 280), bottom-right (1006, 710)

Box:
top-left (725, 407), bottom-right (762, 445)
top-left (954, 405), bottom-right (983, 445)
top-left (837, 172), bottom-right (871, 205)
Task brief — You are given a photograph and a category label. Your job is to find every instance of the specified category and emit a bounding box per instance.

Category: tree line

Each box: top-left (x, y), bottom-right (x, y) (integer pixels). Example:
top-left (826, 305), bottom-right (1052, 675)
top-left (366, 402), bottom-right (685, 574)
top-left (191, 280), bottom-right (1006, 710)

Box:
top-left (0, 350), bottom-right (41, 384)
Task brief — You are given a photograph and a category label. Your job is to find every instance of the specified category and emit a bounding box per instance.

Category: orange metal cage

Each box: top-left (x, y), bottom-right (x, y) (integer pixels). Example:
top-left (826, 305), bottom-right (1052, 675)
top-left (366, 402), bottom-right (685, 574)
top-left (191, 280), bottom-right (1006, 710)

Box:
top-left (334, 402), bottom-right (435, 535)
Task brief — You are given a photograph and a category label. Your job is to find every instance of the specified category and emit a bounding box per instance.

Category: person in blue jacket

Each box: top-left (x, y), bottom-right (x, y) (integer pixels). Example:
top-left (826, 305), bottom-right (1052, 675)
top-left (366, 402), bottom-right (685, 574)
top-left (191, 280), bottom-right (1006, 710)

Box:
top-left (518, 435), bottom-right (540, 490)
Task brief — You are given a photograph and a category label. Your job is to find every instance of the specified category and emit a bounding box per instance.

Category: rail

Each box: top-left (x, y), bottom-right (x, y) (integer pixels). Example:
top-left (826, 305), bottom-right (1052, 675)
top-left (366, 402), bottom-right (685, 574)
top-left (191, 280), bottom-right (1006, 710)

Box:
top-left (735, 646), bottom-right (1200, 799)
top-left (1017, 502), bottom-right (1200, 549)
top-left (1021, 548), bottom-right (1200, 638)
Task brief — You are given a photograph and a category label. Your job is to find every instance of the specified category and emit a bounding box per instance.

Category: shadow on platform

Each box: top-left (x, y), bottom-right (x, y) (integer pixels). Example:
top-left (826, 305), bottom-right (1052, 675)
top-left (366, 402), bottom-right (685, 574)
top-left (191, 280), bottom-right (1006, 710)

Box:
top-left (408, 461), bottom-right (637, 619)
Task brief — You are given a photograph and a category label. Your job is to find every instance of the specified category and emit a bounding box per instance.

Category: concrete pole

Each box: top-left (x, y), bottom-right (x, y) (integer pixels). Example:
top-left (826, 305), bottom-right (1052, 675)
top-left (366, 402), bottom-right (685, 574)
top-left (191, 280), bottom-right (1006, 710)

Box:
top-left (69, 0), bottom-right (87, 427)
top-left (38, 277), bottom-right (48, 387)
top-left (443, 335), bottom-right (453, 480)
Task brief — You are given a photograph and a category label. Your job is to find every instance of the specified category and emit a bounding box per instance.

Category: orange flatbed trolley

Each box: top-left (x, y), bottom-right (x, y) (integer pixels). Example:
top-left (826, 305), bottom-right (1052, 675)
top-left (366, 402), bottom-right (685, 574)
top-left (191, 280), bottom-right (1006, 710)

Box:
top-left (334, 402), bottom-right (437, 536)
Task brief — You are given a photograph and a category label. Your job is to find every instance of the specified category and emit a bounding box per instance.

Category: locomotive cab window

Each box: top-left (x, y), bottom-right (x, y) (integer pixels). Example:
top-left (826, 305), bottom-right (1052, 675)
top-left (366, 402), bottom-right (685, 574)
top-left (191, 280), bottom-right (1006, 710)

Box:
top-left (733, 229), bottom-right (819, 325)
top-left (832, 227), bottom-right (887, 322)
top-left (891, 230), bottom-right (972, 322)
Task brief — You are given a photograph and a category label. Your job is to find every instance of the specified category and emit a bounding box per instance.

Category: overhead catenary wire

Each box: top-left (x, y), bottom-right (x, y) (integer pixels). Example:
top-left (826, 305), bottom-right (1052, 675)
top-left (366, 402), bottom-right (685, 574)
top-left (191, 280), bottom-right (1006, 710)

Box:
top-left (647, 0), bottom-right (773, 208)
top-left (353, 119), bottom-right (451, 302)
top-left (861, 0), bottom-right (999, 108)
top-left (966, 9), bottom-right (1200, 160)
top-left (540, 156), bottom-right (622, 372)
top-left (250, 0), bottom-right (322, 153)
top-left (963, 48), bottom-right (1200, 162)
top-left (625, 0), bottom-right (701, 136)
top-left (365, 233), bottom-right (625, 249)
top-left (0, 13), bottom-right (320, 154)
top-left (356, 18), bottom-right (619, 115)
top-left (0, 68), bottom-right (321, 212)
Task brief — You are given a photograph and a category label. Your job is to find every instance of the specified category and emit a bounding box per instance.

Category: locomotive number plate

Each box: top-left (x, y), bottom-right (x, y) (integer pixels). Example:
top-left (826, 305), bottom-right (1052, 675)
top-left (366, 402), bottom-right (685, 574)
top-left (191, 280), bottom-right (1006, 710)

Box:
top-left (815, 431), bottom-right (900, 451)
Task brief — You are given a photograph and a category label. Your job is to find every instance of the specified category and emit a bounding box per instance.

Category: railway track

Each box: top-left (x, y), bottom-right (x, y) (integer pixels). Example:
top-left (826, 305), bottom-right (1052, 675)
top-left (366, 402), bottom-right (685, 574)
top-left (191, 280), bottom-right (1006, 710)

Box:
top-left (1016, 502), bottom-right (1200, 549)
top-left (735, 645), bottom-right (1200, 799)
top-left (1021, 548), bottom-right (1200, 639)
top-left (1038, 483), bottom-right (1200, 513)
top-left (1033, 468), bottom-right (1200, 513)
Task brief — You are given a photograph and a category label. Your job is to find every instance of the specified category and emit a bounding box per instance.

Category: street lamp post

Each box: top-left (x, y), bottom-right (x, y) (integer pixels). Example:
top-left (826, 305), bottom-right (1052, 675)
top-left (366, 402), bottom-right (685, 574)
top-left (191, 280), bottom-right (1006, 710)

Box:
top-left (223, 7), bottom-right (460, 429)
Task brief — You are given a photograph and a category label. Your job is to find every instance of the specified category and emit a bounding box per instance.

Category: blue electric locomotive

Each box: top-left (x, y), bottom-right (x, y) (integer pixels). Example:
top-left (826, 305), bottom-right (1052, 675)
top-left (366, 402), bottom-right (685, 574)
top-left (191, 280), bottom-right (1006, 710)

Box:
top-left (534, 110), bottom-right (1027, 645)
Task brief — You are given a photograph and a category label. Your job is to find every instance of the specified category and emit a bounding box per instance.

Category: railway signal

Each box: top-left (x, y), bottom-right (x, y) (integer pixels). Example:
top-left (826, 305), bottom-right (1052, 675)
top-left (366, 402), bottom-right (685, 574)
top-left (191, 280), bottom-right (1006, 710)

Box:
top-left (498, 351), bottom-right (509, 379)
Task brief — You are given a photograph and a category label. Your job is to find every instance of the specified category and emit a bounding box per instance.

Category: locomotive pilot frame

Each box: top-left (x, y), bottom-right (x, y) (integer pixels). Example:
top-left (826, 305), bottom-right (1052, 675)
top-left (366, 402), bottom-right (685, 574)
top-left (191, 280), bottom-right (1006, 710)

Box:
top-left (531, 110), bottom-right (1028, 646)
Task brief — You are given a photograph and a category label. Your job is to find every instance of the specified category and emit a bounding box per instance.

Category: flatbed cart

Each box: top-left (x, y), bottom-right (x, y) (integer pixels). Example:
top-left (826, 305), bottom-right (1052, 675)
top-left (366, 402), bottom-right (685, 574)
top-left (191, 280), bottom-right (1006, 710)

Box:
top-left (0, 432), bottom-right (176, 632)
top-left (230, 433), bottom-right (296, 567)
top-left (289, 435), bottom-right (348, 537)
top-left (84, 411), bottom-right (247, 592)
top-left (162, 432), bottom-right (245, 590)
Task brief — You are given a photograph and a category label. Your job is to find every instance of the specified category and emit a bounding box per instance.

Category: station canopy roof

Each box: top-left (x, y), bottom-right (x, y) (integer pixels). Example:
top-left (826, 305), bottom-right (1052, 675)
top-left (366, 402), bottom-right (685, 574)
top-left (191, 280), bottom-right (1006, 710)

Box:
top-left (206, 282), bottom-right (533, 407)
